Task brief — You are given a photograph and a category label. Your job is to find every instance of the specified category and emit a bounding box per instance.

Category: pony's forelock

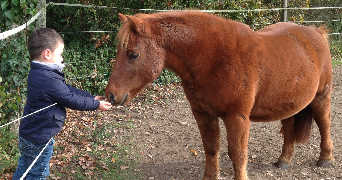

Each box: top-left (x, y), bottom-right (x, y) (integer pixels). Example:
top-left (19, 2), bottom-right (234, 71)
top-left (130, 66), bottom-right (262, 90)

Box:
top-left (116, 22), bottom-right (133, 51)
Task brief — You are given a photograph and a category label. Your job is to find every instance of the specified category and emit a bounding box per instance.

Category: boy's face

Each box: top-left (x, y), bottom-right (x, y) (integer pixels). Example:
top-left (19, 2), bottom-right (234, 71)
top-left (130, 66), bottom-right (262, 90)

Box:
top-left (49, 42), bottom-right (64, 64)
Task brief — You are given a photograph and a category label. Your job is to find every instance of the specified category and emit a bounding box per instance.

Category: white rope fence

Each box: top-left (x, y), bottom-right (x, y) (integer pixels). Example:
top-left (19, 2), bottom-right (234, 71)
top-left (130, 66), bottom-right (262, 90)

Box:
top-left (20, 138), bottom-right (53, 180)
top-left (50, 2), bottom-right (342, 13)
top-left (0, 103), bottom-right (57, 129)
top-left (0, 103), bottom-right (56, 179)
top-left (1, 3), bottom-right (341, 40)
top-left (0, 9), bottom-right (42, 40)
top-left (0, 2), bottom-right (53, 40)
top-left (48, 3), bottom-right (342, 36)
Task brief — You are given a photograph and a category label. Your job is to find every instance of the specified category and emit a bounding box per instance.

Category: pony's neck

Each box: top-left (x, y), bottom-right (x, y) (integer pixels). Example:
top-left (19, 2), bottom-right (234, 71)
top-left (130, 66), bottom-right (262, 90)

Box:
top-left (158, 13), bottom-right (254, 80)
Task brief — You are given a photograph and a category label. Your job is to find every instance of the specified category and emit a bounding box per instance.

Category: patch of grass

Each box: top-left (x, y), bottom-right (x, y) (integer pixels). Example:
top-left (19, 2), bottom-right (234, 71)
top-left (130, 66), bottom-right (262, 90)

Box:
top-left (126, 120), bottom-right (135, 129)
top-left (154, 69), bottom-right (181, 85)
top-left (49, 110), bottom-right (141, 180)
top-left (332, 59), bottom-right (342, 67)
top-left (91, 143), bottom-right (140, 180)
top-left (0, 127), bottom-right (20, 177)
top-left (330, 39), bottom-right (342, 67)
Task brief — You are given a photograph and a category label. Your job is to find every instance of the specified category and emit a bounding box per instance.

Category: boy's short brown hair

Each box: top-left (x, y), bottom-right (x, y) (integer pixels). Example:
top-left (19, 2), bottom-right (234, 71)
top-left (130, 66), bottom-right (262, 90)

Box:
top-left (27, 28), bottom-right (64, 59)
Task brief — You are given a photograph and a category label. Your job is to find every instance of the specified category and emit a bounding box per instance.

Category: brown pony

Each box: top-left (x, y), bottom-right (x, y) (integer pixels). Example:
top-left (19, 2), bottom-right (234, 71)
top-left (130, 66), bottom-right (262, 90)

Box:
top-left (105, 11), bottom-right (333, 180)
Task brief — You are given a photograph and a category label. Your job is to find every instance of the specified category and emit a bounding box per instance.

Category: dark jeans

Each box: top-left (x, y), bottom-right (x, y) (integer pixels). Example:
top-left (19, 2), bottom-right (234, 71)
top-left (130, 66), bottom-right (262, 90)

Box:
top-left (12, 136), bottom-right (54, 180)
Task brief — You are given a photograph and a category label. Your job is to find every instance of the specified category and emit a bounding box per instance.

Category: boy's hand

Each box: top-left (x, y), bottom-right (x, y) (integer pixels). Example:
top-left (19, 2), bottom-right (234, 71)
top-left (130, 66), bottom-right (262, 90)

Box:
top-left (98, 101), bottom-right (112, 111)
top-left (94, 96), bottom-right (105, 101)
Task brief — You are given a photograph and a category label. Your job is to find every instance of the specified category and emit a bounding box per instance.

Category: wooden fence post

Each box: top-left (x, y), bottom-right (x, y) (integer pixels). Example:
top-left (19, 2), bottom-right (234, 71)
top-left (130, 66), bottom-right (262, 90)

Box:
top-left (36, 0), bottom-right (46, 28)
top-left (281, 0), bottom-right (287, 22)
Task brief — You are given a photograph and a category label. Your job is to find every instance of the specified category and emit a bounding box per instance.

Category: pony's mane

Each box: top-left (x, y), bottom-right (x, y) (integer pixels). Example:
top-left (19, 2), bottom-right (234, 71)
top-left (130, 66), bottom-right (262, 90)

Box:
top-left (115, 11), bottom-right (213, 51)
top-left (115, 11), bottom-right (251, 52)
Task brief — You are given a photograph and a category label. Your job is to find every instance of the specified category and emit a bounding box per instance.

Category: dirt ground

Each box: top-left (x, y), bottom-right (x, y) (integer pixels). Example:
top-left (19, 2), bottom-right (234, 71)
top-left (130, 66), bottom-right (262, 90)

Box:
top-left (102, 65), bottom-right (342, 180)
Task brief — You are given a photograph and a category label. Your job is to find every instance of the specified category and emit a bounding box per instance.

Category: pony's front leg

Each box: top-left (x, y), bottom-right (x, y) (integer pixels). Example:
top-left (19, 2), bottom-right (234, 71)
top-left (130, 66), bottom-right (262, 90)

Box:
top-left (192, 108), bottom-right (220, 180)
top-left (223, 114), bottom-right (250, 180)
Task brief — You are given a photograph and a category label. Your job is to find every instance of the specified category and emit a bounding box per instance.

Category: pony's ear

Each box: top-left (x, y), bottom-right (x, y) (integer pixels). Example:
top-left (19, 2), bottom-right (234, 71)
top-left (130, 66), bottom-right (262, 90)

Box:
top-left (118, 13), bottom-right (128, 23)
top-left (126, 15), bottom-right (151, 36)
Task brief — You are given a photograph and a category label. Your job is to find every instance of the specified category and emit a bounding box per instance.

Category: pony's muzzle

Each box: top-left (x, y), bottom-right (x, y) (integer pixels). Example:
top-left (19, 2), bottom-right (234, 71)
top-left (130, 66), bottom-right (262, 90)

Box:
top-left (109, 93), bottom-right (128, 106)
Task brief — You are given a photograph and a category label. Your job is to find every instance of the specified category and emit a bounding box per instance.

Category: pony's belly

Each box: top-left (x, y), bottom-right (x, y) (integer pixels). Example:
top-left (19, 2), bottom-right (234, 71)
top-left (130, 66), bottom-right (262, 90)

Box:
top-left (249, 100), bottom-right (311, 122)
top-left (249, 71), bottom-right (319, 122)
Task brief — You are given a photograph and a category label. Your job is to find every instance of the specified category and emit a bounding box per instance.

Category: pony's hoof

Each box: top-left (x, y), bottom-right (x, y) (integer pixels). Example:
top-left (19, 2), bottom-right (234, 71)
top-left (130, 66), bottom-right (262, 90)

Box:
top-left (274, 160), bottom-right (289, 169)
top-left (317, 159), bottom-right (332, 168)
top-left (201, 172), bottom-right (219, 180)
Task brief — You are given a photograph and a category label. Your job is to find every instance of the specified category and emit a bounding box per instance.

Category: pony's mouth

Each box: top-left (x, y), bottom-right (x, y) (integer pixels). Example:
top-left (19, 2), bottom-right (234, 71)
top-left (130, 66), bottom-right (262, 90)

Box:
top-left (109, 93), bottom-right (129, 106)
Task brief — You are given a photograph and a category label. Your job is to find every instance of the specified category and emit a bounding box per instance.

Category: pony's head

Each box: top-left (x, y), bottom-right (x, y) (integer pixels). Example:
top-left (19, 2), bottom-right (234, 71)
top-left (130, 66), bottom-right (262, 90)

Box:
top-left (105, 13), bottom-right (165, 106)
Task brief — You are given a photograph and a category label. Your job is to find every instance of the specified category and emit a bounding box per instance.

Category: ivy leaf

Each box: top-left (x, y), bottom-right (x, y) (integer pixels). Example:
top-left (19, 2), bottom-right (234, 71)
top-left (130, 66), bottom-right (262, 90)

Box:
top-left (12, 104), bottom-right (18, 110)
top-left (11, 6), bottom-right (20, 14)
top-left (27, 9), bottom-right (35, 16)
top-left (1, 1), bottom-right (9, 10)
top-left (13, 76), bottom-right (20, 86)
top-left (12, 0), bottom-right (19, 6)
top-left (4, 10), bottom-right (14, 20)
top-left (29, 2), bottom-right (35, 8)
top-left (16, 96), bottom-right (21, 103)
top-left (20, 0), bottom-right (26, 5)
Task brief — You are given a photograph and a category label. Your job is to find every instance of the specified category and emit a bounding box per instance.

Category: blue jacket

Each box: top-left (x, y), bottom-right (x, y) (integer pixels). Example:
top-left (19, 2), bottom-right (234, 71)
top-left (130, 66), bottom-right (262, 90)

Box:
top-left (19, 62), bottom-right (100, 144)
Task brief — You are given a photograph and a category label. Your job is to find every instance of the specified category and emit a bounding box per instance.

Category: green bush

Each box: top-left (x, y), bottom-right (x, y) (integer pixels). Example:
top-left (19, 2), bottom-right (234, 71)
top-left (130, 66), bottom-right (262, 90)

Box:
top-left (0, 128), bottom-right (20, 174)
top-left (0, 0), bottom-right (37, 123)
top-left (0, 0), bottom-right (37, 175)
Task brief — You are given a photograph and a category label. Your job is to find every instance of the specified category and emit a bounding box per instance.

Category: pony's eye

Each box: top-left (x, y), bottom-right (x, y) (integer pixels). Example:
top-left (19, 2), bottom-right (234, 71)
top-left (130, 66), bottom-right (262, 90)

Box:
top-left (128, 52), bottom-right (139, 62)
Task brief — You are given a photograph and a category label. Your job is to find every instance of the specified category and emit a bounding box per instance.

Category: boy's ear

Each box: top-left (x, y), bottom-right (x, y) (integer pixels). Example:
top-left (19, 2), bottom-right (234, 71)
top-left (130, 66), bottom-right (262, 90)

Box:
top-left (43, 49), bottom-right (51, 60)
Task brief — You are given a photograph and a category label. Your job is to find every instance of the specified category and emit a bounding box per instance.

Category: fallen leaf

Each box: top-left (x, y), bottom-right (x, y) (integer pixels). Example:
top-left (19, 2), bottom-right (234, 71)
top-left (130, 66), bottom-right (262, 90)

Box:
top-left (191, 149), bottom-right (198, 156)
top-left (120, 166), bottom-right (129, 170)
top-left (51, 177), bottom-right (62, 180)
top-left (101, 163), bottom-right (109, 170)
top-left (84, 155), bottom-right (92, 160)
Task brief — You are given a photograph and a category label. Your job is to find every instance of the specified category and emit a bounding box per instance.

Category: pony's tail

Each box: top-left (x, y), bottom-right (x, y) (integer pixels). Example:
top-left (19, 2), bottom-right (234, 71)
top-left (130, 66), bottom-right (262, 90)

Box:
top-left (294, 106), bottom-right (313, 144)
top-left (315, 25), bottom-right (330, 41)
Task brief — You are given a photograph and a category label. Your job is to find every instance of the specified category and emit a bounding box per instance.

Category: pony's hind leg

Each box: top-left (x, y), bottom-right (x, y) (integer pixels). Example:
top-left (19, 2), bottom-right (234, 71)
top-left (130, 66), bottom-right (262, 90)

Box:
top-left (275, 105), bottom-right (314, 169)
top-left (310, 84), bottom-right (334, 167)
top-left (274, 117), bottom-right (295, 169)
top-left (191, 108), bottom-right (220, 180)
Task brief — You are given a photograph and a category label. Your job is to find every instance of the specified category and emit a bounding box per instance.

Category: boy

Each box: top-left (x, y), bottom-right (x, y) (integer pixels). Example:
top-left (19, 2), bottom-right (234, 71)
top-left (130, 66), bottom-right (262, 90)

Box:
top-left (12, 28), bottom-right (112, 180)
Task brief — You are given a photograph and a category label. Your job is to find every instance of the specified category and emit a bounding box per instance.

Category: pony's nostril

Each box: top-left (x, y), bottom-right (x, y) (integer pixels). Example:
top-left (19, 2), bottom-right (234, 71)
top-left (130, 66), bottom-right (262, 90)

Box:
top-left (109, 93), bottom-right (116, 105)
